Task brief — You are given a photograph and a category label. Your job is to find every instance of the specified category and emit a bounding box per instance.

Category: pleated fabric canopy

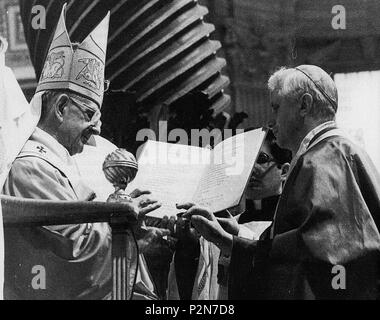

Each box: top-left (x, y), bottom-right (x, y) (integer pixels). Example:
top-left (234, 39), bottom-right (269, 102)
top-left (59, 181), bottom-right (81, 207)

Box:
top-left (19, 0), bottom-right (230, 117)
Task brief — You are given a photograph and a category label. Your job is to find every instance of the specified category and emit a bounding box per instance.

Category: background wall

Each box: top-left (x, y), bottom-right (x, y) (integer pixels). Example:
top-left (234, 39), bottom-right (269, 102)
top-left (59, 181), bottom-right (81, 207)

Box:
top-left (200, 0), bottom-right (380, 130)
top-left (0, 0), bottom-right (36, 100)
top-left (3, 0), bottom-right (380, 134)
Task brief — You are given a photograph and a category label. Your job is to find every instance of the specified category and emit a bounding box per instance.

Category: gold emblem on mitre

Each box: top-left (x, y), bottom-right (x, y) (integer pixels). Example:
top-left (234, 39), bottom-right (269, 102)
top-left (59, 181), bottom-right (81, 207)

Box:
top-left (36, 3), bottom-right (110, 108)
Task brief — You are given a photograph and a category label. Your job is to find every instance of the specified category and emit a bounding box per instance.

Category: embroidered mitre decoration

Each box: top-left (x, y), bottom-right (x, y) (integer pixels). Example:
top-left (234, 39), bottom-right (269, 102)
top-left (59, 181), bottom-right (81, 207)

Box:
top-left (36, 3), bottom-right (110, 108)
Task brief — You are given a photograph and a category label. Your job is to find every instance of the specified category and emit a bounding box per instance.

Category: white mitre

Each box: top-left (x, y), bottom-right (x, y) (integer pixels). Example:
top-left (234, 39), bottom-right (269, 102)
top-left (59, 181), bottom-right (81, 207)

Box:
top-left (36, 3), bottom-right (110, 108)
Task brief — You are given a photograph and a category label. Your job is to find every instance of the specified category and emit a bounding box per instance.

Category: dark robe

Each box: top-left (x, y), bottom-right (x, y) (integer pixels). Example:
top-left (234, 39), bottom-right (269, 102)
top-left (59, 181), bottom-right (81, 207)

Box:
top-left (239, 196), bottom-right (279, 223)
top-left (229, 135), bottom-right (380, 300)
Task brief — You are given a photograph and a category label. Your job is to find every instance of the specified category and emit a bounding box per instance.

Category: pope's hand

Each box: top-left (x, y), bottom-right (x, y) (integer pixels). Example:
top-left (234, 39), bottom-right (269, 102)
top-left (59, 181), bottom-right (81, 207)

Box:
top-left (107, 188), bottom-right (161, 229)
top-left (176, 203), bottom-right (233, 256)
top-left (129, 188), bottom-right (161, 227)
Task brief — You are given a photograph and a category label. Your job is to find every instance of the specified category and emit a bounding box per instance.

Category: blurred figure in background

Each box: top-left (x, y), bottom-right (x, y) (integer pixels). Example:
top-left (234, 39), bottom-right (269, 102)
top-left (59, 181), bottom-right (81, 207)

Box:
top-left (166, 129), bottom-right (292, 300)
top-left (216, 129), bottom-right (291, 299)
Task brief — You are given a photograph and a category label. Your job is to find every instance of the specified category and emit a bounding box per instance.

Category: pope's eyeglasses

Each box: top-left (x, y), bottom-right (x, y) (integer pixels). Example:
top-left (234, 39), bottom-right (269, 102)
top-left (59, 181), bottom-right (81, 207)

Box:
top-left (69, 97), bottom-right (100, 125)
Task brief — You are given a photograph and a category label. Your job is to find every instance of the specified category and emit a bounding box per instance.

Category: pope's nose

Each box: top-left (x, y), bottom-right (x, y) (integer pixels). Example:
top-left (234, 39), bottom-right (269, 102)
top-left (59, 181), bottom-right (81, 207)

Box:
top-left (89, 110), bottom-right (102, 135)
top-left (90, 120), bottom-right (101, 135)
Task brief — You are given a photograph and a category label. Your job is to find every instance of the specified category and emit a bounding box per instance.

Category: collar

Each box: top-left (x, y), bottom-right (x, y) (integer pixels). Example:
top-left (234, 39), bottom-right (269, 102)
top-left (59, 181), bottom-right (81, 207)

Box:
top-left (26, 127), bottom-right (95, 200)
top-left (284, 121), bottom-right (337, 188)
top-left (294, 121), bottom-right (336, 162)
top-left (30, 127), bottom-right (80, 173)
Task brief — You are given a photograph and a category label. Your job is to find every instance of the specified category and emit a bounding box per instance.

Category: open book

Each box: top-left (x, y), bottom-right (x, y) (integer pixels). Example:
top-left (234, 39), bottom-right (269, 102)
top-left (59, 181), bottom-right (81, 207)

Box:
top-left (126, 128), bottom-right (267, 218)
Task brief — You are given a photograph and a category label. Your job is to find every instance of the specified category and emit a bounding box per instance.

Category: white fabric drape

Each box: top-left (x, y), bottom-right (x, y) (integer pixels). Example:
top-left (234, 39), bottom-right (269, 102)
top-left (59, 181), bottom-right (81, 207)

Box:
top-left (0, 44), bottom-right (41, 299)
top-left (335, 71), bottom-right (380, 172)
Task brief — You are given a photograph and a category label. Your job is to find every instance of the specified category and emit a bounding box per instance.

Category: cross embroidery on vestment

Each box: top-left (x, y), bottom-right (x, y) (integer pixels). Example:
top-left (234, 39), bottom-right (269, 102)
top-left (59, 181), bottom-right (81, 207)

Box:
top-left (37, 146), bottom-right (46, 154)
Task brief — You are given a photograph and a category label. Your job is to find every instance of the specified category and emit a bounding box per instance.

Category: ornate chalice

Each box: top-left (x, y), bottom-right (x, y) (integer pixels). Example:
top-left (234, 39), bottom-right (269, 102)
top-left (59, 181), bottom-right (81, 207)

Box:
top-left (103, 148), bottom-right (138, 202)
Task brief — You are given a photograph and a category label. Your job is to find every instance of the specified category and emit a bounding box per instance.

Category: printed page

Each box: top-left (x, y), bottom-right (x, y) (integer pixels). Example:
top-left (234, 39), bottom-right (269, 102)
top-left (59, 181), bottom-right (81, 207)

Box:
top-left (193, 128), bottom-right (266, 212)
top-left (127, 140), bottom-right (210, 218)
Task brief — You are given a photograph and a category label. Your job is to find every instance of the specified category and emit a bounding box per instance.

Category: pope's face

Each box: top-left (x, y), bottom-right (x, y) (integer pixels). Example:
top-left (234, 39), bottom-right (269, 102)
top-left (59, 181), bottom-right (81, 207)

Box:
top-left (58, 95), bottom-right (101, 155)
top-left (269, 91), bottom-right (300, 150)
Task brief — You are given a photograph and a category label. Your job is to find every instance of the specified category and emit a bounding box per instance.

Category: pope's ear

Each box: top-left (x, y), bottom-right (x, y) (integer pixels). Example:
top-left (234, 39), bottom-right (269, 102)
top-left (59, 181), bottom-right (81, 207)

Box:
top-left (54, 94), bottom-right (70, 122)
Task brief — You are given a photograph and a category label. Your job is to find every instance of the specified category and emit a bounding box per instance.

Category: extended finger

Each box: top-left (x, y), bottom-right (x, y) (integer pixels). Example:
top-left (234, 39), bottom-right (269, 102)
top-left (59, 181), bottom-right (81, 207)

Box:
top-left (161, 215), bottom-right (169, 229)
top-left (216, 217), bottom-right (232, 224)
top-left (190, 215), bottom-right (213, 235)
top-left (139, 198), bottom-right (158, 208)
top-left (183, 206), bottom-right (213, 221)
top-left (216, 217), bottom-right (231, 229)
top-left (174, 217), bottom-right (185, 235)
top-left (139, 202), bottom-right (162, 216)
top-left (168, 215), bottom-right (176, 234)
top-left (130, 189), bottom-right (152, 198)
top-left (176, 202), bottom-right (195, 210)
top-left (215, 209), bottom-right (233, 218)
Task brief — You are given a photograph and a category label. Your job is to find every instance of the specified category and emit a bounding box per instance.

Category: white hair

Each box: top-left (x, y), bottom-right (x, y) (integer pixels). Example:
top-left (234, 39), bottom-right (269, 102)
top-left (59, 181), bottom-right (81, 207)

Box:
top-left (268, 65), bottom-right (338, 120)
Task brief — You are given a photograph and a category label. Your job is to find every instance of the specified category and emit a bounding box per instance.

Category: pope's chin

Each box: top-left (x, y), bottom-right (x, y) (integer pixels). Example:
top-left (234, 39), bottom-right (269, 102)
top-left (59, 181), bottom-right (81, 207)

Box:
top-left (69, 141), bottom-right (85, 156)
top-left (81, 135), bottom-right (89, 145)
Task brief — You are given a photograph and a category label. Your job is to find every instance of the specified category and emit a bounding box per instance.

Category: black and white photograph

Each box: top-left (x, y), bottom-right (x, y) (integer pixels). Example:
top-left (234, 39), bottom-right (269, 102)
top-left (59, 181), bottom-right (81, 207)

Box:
top-left (0, 0), bottom-right (380, 306)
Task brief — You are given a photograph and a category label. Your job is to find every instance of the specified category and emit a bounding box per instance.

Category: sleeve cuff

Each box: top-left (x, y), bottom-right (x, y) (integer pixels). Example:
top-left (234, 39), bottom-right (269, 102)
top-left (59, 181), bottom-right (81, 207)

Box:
top-left (238, 225), bottom-right (255, 239)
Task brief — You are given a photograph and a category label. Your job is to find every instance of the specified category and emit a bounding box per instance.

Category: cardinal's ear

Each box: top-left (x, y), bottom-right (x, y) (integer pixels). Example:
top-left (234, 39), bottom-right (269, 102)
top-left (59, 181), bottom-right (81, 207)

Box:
top-left (299, 93), bottom-right (313, 117)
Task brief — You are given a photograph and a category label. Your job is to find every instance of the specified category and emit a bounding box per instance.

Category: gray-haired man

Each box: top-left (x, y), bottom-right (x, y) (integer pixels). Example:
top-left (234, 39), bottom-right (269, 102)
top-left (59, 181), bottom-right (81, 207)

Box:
top-left (178, 65), bottom-right (380, 299)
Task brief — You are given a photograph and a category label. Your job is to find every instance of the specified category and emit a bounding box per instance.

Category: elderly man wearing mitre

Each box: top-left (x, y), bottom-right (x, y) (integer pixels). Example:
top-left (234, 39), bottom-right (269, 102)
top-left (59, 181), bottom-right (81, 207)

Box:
top-left (2, 5), bottom-right (163, 300)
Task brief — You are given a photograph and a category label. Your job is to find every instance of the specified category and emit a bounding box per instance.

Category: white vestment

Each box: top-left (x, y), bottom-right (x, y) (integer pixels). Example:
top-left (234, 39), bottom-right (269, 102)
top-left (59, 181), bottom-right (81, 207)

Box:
top-left (0, 56), bottom-right (41, 299)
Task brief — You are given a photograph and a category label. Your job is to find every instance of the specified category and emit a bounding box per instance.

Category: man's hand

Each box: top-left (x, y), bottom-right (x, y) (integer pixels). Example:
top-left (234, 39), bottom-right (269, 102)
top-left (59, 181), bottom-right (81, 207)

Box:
top-left (215, 210), bottom-right (240, 236)
top-left (173, 216), bottom-right (200, 243)
top-left (107, 188), bottom-right (161, 235)
top-left (176, 203), bottom-right (233, 256)
top-left (159, 215), bottom-right (177, 235)
top-left (129, 188), bottom-right (161, 227)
